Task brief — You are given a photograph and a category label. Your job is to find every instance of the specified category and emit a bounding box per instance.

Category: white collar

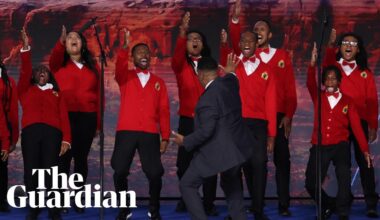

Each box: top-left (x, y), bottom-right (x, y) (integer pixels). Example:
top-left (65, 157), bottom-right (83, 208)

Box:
top-left (0, 68), bottom-right (2, 78)
top-left (37, 83), bottom-right (53, 91)
top-left (72, 59), bottom-right (84, 69)
top-left (205, 80), bottom-right (214, 89)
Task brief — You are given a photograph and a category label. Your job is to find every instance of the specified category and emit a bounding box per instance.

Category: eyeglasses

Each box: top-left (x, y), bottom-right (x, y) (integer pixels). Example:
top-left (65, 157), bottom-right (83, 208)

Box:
top-left (187, 38), bottom-right (202, 43)
top-left (341, 41), bottom-right (358, 47)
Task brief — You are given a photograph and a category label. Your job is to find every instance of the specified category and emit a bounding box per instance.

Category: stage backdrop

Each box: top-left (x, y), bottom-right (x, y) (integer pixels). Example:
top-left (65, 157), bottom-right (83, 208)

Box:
top-left (1, 0), bottom-right (380, 199)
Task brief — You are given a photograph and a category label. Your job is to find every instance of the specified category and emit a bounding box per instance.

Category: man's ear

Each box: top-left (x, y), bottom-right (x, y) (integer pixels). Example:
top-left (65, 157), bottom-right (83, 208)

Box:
top-left (268, 32), bottom-right (273, 40)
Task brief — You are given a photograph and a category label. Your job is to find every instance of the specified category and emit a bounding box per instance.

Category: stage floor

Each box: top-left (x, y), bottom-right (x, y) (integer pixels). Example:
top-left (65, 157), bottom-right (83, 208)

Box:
top-left (0, 200), bottom-right (378, 219)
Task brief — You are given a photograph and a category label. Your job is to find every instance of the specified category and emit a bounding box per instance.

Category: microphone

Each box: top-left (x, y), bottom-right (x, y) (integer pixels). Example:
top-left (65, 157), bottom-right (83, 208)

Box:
top-left (78, 17), bottom-right (98, 33)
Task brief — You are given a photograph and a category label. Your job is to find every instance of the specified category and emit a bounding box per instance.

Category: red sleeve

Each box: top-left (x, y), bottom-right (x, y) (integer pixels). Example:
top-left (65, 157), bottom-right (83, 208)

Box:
top-left (229, 20), bottom-right (241, 55)
top-left (9, 78), bottom-right (19, 145)
top-left (349, 102), bottom-right (369, 153)
top-left (0, 103), bottom-right (10, 152)
top-left (306, 65), bottom-right (318, 102)
top-left (18, 51), bottom-right (33, 98)
top-left (219, 43), bottom-right (233, 68)
top-left (171, 36), bottom-right (187, 74)
top-left (115, 48), bottom-right (129, 85)
top-left (266, 69), bottom-right (277, 137)
top-left (365, 70), bottom-right (378, 130)
top-left (49, 41), bottom-right (66, 74)
top-left (159, 80), bottom-right (170, 140)
top-left (59, 94), bottom-right (71, 144)
top-left (323, 47), bottom-right (338, 67)
top-left (283, 52), bottom-right (297, 119)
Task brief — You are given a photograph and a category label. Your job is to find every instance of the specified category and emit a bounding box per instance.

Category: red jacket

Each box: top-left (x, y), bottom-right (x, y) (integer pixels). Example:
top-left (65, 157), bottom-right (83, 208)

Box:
top-left (229, 20), bottom-right (297, 119)
top-left (115, 49), bottom-right (170, 140)
top-left (323, 47), bottom-right (378, 130)
top-left (171, 36), bottom-right (204, 118)
top-left (0, 100), bottom-right (10, 151)
top-left (307, 66), bottom-right (368, 152)
top-left (49, 41), bottom-right (101, 129)
top-left (220, 45), bottom-right (277, 137)
top-left (19, 51), bottom-right (71, 144)
top-left (0, 76), bottom-right (19, 146)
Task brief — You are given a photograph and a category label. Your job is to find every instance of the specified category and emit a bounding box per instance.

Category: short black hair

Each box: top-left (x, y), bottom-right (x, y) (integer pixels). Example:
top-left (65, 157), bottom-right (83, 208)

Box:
top-left (31, 65), bottom-right (60, 91)
top-left (322, 65), bottom-right (342, 84)
top-left (131, 43), bottom-right (149, 55)
top-left (197, 57), bottom-right (218, 72)
top-left (240, 30), bottom-right (259, 42)
top-left (255, 19), bottom-right (272, 32)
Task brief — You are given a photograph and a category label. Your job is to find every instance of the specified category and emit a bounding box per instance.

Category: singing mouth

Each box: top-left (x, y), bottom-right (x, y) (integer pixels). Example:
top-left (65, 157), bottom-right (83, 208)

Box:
top-left (140, 58), bottom-right (148, 65)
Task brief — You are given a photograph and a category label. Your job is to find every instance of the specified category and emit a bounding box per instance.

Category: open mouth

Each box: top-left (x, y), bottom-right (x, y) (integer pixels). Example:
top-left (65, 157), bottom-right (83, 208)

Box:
top-left (243, 47), bottom-right (251, 53)
top-left (192, 44), bottom-right (198, 49)
top-left (326, 87), bottom-right (335, 93)
top-left (140, 58), bottom-right (148, 66)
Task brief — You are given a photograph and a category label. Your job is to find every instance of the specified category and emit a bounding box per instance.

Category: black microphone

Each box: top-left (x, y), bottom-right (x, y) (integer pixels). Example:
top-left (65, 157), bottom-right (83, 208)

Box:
top-left (78, 17), bottom-right (98, 33)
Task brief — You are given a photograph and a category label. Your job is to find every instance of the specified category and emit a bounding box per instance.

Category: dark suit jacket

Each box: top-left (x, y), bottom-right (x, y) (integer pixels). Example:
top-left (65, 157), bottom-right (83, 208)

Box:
top-left (183, 73), bottom-right (255, 177)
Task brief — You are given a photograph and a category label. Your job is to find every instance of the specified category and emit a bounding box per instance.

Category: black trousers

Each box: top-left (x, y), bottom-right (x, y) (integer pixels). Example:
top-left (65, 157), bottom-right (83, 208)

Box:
top-left (273, 113), bottom-right (291, 207)
top-left (111, 131), bottom-right (164, 210)
top-left (305, 142), bottom-right (351, 215)
top-left (21, 123), bottom-right (62, 194)
top-left (176, 116), bottom-right (217, 208)
top-left (58, 112), bottom-right (97, 189)
top-left (351, 120), bottom-right (378, 209)
top-left (180, 164), bottom-right (247, 220)
top-left (0, 158), bottom-right (8, 207)
top-left (242, 118), bottom-right (268, 214)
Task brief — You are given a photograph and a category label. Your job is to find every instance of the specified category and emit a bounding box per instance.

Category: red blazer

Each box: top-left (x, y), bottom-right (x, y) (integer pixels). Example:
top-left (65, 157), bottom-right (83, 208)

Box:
top-left (49, 41), bottom-right (102, 129)
top-left (307, 66), bottom-right (368, 153)
top-left (18, 51), bottom-right (71, 144)
top-left (0, 76), bottom-right (19, 146)
top-left (229, 20), bottom-right (297, 119)
top-left (323, 47), bottom-right (378, 130)
top-left (115, 49), bottom-right (170, 140)
top-left (220, 44), bottom-right (277, 137)
top-left (171, 36), bottom-right (204, 118)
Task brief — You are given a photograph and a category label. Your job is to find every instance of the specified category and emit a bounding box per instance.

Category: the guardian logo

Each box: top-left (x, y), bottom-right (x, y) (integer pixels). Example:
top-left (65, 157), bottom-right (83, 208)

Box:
top-left (7, 166), bottom-right (137, 209)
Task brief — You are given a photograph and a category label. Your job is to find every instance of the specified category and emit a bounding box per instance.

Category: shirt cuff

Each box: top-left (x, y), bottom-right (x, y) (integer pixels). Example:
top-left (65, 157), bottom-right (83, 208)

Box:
top-left (20, 46), bottom-right (31, 52)
top-left (231, 17), bottom-right (239, 24)
top-left (62, 141), bottom-right (71, 149)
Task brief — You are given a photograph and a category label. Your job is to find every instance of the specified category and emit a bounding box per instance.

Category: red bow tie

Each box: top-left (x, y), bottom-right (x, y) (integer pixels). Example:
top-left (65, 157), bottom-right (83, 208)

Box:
top-left (326, 92), bottom-right (339, 99)
top-left (190, 56), bottom-right (201, 62)
top-left (242, 56), bottom-right (256, 63)
top-left (342, 60), bottom-right (355, 69)
top-left (257, 47), bottom-right (270, 54)
top-left (136, 67), bottom-right (149, 75)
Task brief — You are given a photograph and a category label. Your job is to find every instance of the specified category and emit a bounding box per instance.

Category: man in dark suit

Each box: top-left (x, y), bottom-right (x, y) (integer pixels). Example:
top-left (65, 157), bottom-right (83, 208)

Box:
top-left (172, 55), bottom-right (255, 220)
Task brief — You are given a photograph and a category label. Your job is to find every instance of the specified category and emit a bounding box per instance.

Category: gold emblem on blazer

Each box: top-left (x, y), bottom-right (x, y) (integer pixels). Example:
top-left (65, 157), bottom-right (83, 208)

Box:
top-left (261, 72), bottom-right (269, 80)
top-left (278, 60), bottom-right (285, 68)
top-left (52, 91), bottom-right (59, 97)
top-left (155, 82), bottom-right (161, 91)
top-left (342, 105), bottom-right (348, 114)
top-left (360, 71), bottom-right (368, 79)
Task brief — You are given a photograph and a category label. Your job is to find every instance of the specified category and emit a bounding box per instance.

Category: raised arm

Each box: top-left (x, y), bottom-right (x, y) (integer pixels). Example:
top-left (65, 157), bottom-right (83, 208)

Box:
top-left (307, 42), bottom-right (318, 102)
top-left (115, 28), bottom-right (130, 85)
top-left (18, 29), bottom-right (33, 98)
top-left (49, 25), bottom-right (67, 73)
top-left (323, 28), bottom-right (337, 67)
top-left (171, 12), bottom-right (190, 74)
top-left (229, 0), bottom-right (242, 55)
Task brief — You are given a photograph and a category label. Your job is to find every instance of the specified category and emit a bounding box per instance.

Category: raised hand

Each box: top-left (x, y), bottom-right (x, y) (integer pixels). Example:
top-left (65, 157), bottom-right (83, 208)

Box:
top-left (179, 11), bottom-right (190, 37)
top-left (219, 53), bottom-right (240, 74)
top-left (60, 25), bottom-right (67, 44)
top-left (220, 29), bottom-right (228, 45)
top-left (328, 28), bottom-right (336, 47)
top-left (20, 28), bottom-right (29, 50)
top-left (122, 28), bottom-right (130, 49)
top-left (310, 42), bottom-right (318, 67)
top-left (232, 0), bottom-right (241, 22)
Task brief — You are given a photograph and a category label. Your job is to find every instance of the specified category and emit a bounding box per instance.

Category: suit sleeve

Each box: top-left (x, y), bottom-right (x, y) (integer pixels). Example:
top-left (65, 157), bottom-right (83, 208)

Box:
top-left (18, 50), bottom-right (33, 98)
top-left (9, 78), bottom-right (19, 145)
top-left (115, 48), bottom-right (129, 85)
top-left (266, 70), bottom-right (277, 137)
top-left (365, 70), bottom-right (378, 130)
top-left (171, 36), bottom-right (187, 75)
top-left (59, 95), bottom-right (71, 144)
top-left (159, 80), bottom-right (170, 140)
top-left (283, 52), bottom-right (297, 119)
top-left (49, 41), bottom-right (66, 74)
top-left (306, 65), bottom-right (318, 103)
top-left (349, 102), bottom-right (369, 153)
top-left (229, 19), bottom-right (241, 55)
top-left (183, 91), bottom-right (220, 152)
